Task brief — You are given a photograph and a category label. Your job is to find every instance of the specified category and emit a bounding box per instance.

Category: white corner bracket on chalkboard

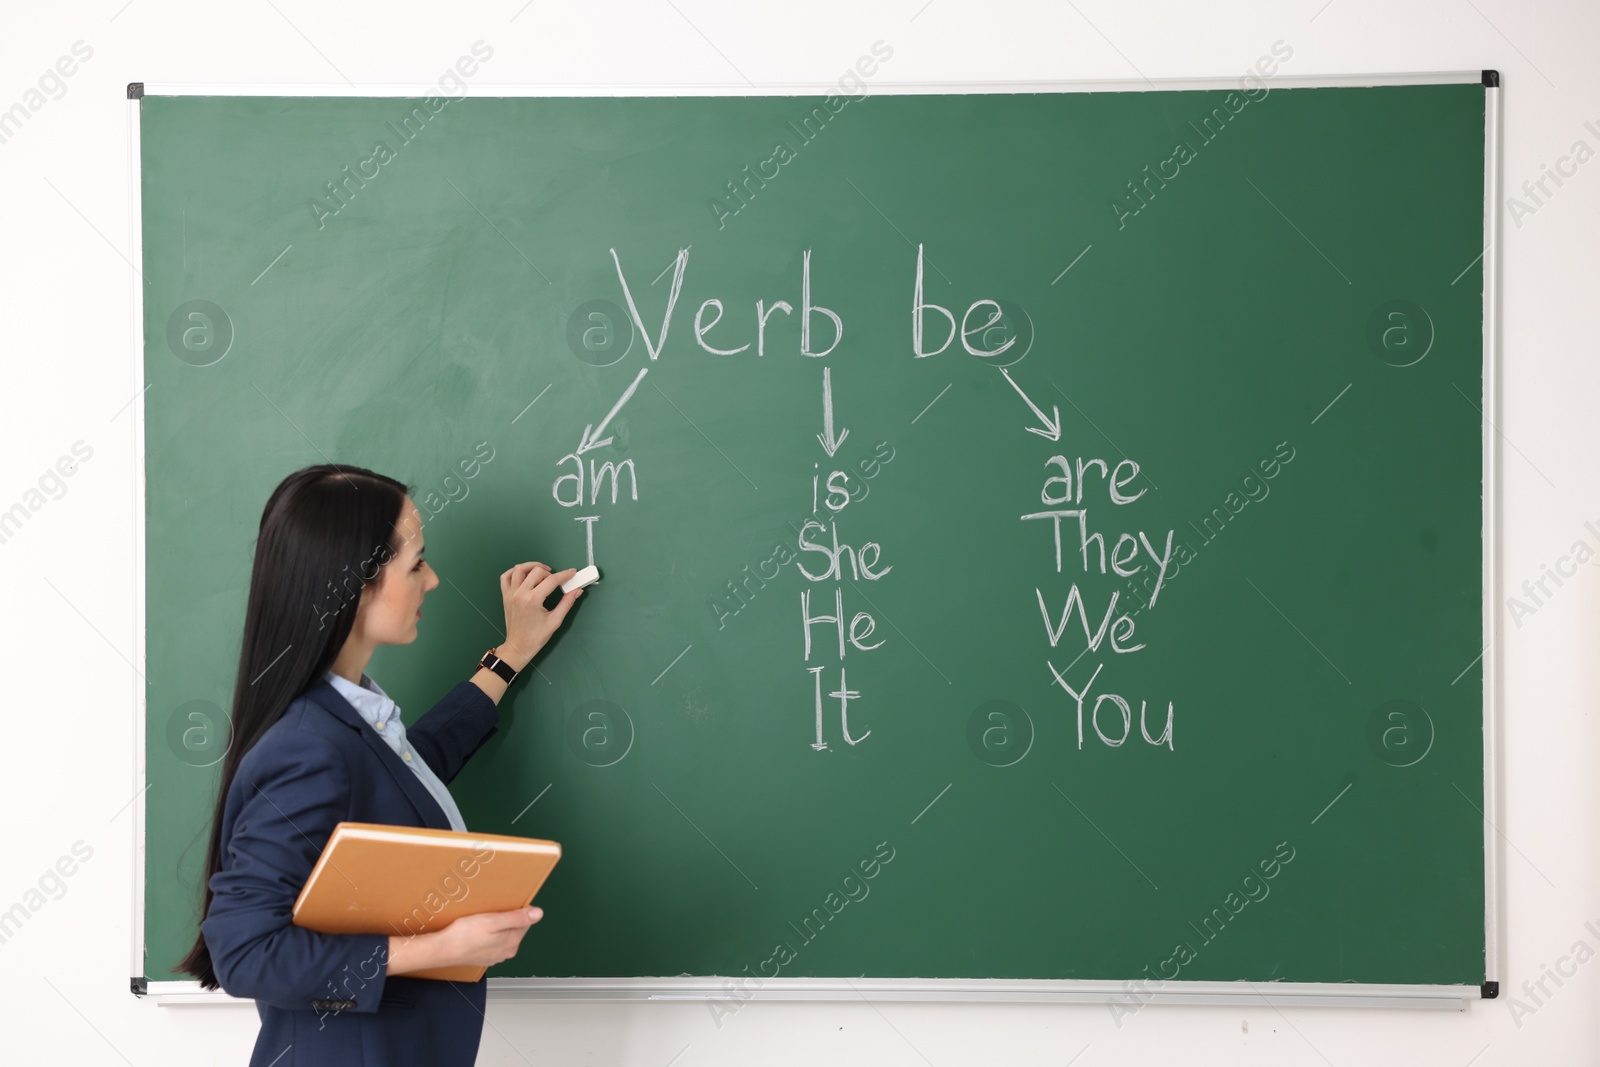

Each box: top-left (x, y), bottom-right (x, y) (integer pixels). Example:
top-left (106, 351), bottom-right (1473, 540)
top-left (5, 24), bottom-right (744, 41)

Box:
top-left (127, 68), bottom-right (1503, 1011)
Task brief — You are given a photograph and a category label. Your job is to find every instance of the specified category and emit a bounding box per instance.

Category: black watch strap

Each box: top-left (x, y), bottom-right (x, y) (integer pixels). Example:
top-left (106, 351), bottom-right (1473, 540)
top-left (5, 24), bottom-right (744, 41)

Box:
top-left (479, 648), bottom-right (518, 684)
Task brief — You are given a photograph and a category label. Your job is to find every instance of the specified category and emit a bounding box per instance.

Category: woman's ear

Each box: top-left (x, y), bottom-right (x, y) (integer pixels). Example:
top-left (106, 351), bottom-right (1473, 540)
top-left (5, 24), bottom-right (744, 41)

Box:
top-left (359, 565), bottom-right (386, 604)
top-left (348, 568), bottom-right (381, 624)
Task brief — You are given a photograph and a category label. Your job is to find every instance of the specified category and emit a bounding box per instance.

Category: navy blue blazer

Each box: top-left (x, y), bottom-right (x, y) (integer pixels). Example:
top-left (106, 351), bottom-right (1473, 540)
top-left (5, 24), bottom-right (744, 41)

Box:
top-left (202, 677), bottom-right (502, 1067)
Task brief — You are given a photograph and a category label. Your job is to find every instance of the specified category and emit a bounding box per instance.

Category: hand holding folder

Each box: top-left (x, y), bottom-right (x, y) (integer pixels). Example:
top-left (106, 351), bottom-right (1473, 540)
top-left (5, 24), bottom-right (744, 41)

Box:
top-left (291, 822), bottom-right (561, 982)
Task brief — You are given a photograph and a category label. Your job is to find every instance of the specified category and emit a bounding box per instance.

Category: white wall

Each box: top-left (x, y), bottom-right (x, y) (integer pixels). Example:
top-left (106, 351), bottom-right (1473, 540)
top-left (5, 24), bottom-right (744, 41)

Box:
top-left (2, 0), bottom-right (1595, 1063)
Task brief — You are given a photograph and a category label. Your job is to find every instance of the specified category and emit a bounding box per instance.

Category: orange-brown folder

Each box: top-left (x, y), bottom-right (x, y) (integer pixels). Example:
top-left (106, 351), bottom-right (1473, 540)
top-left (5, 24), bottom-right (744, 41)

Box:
top-left (291, 821), bottom-right (561, 982)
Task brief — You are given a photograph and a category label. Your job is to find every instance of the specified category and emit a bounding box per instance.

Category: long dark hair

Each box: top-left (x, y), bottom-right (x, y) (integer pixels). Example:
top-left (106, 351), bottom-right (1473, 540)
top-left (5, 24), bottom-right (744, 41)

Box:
top-left (178, 463), bottom-right (410, 988)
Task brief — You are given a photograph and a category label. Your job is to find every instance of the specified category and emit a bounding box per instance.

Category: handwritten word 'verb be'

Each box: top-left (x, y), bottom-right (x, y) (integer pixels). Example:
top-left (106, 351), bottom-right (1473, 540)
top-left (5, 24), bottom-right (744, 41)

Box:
top-left (606, 245), bottom-right (1017, 361)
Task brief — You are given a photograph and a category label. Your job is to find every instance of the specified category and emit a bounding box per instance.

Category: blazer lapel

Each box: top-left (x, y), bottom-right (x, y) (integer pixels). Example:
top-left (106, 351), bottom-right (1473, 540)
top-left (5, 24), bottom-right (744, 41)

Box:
top-left (304, 679), bottom-right (453, 831)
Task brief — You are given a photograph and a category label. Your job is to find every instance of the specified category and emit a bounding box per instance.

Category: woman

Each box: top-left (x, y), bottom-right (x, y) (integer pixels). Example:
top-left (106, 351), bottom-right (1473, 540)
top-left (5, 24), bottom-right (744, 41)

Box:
top-left (178, 463), bottom-right (583, 1066)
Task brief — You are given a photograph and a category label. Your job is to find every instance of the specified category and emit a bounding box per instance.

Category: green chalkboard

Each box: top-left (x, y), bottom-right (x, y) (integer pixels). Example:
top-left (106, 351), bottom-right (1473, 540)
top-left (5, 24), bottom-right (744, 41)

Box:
top-left (139, 81), bottom-right (1488, 989)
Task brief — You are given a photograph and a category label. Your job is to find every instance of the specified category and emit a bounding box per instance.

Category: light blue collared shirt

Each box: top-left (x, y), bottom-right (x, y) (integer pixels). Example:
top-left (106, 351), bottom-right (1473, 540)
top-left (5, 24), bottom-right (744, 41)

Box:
top-left (324, 671), bottom-right (468, 832)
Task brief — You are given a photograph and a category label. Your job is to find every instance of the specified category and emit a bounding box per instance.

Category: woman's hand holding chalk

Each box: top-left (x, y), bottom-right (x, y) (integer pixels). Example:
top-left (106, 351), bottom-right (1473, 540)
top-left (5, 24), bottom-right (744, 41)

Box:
top-left (499, 563), bottom-right (584, 665)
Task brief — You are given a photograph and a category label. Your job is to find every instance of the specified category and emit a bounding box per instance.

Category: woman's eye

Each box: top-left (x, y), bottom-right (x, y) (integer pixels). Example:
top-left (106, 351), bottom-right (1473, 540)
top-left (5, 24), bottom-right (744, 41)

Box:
top-left (414, 559), bottom-right (425, 571)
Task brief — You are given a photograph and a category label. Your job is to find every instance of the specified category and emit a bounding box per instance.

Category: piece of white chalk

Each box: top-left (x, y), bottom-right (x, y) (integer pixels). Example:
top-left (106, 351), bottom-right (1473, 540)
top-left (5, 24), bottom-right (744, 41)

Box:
top-left (561, 565), bottom-right (601, 593)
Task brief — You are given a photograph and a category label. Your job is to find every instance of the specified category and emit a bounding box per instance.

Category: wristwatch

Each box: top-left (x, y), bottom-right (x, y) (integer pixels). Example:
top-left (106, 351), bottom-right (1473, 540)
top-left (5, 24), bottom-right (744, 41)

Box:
top-left (479, 647), bottom-right (519, 684)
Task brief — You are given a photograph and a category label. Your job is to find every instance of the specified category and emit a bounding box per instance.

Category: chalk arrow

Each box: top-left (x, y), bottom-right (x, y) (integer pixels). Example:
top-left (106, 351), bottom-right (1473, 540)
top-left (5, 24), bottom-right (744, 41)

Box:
top-left (576, 366), bottom-right (649, 456)
top-left (999, 367), bottom-right (1061, 441)
top-left (816, 365), bottom-right (850, 457)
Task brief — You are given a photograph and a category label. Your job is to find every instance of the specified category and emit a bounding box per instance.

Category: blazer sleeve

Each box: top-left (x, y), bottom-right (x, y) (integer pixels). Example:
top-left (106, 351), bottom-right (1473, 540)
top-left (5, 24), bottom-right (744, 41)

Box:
top-left (405, 681), bottom-right (501, 786)
top-left (201, 728), bottom-right (391, 1014)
